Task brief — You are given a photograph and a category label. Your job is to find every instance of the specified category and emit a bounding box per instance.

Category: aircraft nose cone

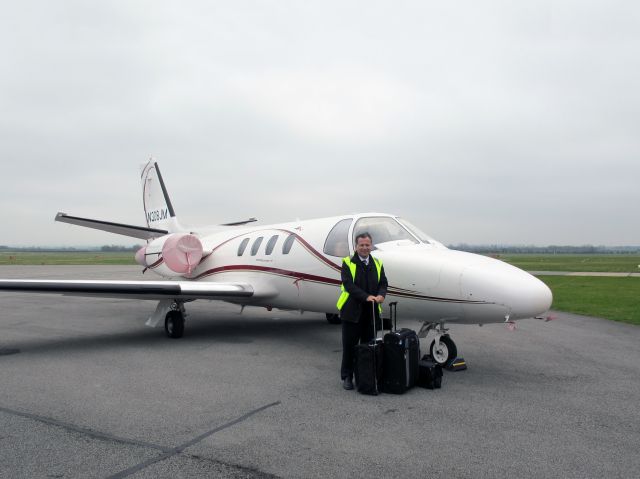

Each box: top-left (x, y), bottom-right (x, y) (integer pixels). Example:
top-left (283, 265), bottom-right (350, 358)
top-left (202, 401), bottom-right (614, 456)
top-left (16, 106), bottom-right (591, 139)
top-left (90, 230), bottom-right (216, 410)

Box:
top-left (512, 275), bottom-right (553, 319)
top-left (461, 262), bottom-right (553, 320)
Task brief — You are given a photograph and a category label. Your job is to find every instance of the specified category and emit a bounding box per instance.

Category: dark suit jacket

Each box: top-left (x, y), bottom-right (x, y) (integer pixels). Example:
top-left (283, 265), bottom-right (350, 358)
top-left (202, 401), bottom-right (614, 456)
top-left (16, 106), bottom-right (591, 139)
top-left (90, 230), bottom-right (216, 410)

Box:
top-left (339, 253), bottom-right (388, 323)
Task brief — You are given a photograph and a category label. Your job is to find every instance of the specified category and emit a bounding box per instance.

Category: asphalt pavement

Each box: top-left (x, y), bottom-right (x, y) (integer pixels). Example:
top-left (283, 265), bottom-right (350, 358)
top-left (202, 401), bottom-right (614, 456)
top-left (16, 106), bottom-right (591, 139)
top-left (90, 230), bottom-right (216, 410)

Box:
top-left (1, 266), bottom-right (639, 478)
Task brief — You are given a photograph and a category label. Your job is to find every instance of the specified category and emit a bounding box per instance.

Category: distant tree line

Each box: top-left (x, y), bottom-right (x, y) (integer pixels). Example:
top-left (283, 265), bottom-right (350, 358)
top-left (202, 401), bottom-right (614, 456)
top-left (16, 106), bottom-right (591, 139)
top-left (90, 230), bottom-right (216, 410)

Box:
top-left (2, 244), bottom-right (639, 254)
top-left (448, 244), bottom-right (640, 254)
top-left (99, 245), bottom-right (143, 252)
top-left (0, 245), bottom-right (143, 252)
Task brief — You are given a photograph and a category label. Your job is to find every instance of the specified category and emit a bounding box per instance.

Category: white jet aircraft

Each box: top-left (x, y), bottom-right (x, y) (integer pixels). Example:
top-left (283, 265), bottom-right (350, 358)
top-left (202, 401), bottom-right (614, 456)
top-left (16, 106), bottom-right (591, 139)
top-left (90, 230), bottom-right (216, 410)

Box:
top-left (0, 161), bottom-right (552, 366)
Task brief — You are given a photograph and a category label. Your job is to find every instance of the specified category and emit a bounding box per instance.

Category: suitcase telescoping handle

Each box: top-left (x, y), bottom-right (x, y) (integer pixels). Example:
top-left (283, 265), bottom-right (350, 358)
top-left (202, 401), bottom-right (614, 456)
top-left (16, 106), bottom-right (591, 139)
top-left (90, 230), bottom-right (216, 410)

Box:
top-left (371, 300), bottom-right (378, 340)
top-left (372, 300), bottom-right (398, 338)
top-left (388, 301), bottom-right (398, 331)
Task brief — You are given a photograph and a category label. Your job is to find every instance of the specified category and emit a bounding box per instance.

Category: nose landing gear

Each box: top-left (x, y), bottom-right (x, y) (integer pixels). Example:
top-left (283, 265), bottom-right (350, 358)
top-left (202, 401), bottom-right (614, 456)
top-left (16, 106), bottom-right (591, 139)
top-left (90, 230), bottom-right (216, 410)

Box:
top-left (429, 335), bottom-right (457, 367)
top-left (418, 322), bottom-right (458, 367)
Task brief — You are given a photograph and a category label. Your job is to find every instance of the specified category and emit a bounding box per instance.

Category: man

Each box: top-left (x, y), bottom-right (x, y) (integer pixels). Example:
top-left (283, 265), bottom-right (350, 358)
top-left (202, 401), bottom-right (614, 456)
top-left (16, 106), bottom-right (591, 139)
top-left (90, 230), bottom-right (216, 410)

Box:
top-left (336, 232), bottom-right (388, 390)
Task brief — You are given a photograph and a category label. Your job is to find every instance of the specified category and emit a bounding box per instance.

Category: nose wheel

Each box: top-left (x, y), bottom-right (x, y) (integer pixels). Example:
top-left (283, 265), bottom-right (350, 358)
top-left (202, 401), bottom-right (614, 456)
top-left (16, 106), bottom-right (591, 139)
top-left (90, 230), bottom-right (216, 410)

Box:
top-left (429, 335), bottom-right (457, 367)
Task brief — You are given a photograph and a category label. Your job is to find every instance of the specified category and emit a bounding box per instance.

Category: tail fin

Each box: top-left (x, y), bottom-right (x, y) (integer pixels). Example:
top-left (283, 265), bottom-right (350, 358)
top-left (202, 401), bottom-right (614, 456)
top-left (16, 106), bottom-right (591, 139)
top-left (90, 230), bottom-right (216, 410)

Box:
top-left (140, 160), bottom-right (183, 233)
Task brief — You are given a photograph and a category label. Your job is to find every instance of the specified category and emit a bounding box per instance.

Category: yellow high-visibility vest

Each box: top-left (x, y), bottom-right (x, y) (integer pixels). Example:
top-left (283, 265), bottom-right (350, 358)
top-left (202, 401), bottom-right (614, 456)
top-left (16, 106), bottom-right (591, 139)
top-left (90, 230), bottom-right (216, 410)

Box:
top-left (336, 256), bottom-right (383, 313)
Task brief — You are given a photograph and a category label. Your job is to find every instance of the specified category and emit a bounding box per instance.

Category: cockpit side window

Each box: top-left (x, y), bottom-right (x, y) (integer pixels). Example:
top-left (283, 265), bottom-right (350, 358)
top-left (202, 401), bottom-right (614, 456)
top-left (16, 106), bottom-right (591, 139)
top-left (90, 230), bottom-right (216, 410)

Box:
top-left (323, 219), bottom-right (353, 257)
top-left (353, 217), bottom-right (418, 248)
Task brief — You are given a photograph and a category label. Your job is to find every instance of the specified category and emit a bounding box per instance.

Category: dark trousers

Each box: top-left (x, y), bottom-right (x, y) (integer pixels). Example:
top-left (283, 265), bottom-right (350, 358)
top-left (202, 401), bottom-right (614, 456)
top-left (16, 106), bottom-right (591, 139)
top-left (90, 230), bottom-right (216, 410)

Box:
top-left (340, 308), bottom-right (377, 380)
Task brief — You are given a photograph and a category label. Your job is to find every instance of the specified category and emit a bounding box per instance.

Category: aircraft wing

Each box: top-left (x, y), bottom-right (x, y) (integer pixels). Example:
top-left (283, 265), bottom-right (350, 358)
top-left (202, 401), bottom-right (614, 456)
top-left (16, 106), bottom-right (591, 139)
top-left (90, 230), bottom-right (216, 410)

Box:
top-left (55, 212), bottom-right (168, 240)
top-left (0, 280), bottom-right (255, 300)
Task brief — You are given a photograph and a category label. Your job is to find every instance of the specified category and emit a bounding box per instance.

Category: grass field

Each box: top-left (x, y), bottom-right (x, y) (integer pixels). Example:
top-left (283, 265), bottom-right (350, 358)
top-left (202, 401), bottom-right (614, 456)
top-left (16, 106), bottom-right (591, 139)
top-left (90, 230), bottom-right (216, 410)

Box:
top-left (538, 275), bottom-right (640, 325)
top-left (497, 254), bottom-right (640, 325)
top-left (0, 252), bottom-right (136, 265)
top-left (495, 254), bottom-right (640, 273)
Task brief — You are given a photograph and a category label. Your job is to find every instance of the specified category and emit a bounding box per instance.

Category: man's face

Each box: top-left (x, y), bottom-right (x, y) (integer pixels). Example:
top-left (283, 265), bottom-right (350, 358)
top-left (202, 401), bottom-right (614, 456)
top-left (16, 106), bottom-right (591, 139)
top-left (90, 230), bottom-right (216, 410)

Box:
top-left (356, 237), bottom-right (372, 258)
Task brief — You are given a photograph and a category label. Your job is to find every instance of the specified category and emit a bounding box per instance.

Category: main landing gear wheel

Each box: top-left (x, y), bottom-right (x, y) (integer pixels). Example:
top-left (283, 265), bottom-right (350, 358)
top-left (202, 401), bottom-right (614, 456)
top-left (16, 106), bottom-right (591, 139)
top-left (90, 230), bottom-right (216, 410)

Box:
top-left (326, 313), bottom-right (342, 325)
top-left (165, 311), bottom-right (185, 338)
top-left (429, 335), bottom-right (457, 367)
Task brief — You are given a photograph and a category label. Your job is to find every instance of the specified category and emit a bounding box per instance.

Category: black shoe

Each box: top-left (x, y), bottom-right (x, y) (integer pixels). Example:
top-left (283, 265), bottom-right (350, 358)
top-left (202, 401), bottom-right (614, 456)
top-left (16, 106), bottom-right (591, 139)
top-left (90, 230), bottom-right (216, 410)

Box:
top-left (342, 377), bottom-right (354, 390)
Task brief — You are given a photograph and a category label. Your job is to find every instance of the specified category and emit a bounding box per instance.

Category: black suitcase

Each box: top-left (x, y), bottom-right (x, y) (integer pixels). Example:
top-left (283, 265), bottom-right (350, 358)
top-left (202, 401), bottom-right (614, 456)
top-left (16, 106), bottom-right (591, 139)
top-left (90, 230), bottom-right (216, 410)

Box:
top-left (382, 303), bottom-right (420, 394)
top-left (354, 339), bottom-right (384, 395)
top-left (417, 355), bottom-right (443, 389)
top-left (355, 302), bottom-right (384, 395)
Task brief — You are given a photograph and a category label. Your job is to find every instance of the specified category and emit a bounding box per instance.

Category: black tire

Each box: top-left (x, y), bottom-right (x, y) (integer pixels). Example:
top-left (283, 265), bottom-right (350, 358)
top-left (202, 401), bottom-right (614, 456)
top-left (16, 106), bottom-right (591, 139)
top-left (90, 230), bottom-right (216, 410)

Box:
top-left (165, 311), bottom-right (184, 338)
top-left (429, 335), bottom-right (457, 367)
top-left (326, 313), bottom-right (341, 325)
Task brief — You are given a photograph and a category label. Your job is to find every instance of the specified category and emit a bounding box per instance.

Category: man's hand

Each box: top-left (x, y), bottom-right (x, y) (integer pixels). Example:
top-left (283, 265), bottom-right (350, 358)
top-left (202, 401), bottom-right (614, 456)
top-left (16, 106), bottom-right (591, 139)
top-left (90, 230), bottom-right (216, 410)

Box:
top-left (375, 295), bottom-right (385, 304)
top-left (366, 295), bottom-right (377, 302)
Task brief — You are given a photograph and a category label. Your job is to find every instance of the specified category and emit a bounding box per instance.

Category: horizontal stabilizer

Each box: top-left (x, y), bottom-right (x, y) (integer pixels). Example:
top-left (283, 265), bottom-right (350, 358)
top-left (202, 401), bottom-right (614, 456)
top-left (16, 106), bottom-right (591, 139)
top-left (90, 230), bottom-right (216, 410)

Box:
top-left (55, 212), bottom-right (168, 240)
top-left (0, 279), bottom-right (254, 300)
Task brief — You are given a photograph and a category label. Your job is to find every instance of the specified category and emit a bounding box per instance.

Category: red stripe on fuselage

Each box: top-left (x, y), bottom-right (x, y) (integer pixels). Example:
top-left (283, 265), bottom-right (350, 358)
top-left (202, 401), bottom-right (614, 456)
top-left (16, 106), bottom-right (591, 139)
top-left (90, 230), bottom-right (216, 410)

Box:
top-left (193, 265), bottom-right (342, 285)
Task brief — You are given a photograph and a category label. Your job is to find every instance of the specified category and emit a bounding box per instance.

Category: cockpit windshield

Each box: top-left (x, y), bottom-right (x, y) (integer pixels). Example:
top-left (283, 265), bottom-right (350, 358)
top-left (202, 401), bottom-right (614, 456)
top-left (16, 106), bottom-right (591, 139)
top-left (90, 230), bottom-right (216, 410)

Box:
top-left (353, 217), bottom-right (419, 247)
top-left (396, 218), bottom-right (434, 244)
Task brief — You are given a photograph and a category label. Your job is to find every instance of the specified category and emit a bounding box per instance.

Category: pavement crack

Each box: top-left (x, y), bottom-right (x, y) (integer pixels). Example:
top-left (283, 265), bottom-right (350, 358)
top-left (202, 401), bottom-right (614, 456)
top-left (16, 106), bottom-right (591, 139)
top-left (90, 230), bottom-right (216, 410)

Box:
top-left (106, 401), bottom-right (281, 479)
top-left (185, 453), bottom-right (280, 478)
top-left (0, 405), bottom-right (170, 452)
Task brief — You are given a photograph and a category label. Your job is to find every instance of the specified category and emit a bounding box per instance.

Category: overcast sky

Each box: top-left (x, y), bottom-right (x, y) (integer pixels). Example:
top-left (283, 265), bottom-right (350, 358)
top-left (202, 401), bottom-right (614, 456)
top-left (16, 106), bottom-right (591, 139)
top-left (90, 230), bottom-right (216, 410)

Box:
top-left (1, 1), bottom-right (638, 247)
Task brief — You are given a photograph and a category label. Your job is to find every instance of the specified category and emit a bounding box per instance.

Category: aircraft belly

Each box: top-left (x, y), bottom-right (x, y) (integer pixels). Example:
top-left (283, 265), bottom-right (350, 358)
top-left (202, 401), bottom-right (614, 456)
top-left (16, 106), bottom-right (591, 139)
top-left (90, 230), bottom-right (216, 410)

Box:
top-left (297, 281), bottom-right (339, 313)
top-left (459, 303), bottom-right (510, 324)
top-left (204, 272), bottom-right (301, 310)
top-left (380, 298), bottom-right (509, 325)
top-left (385, 296), bottom-right (465, 323)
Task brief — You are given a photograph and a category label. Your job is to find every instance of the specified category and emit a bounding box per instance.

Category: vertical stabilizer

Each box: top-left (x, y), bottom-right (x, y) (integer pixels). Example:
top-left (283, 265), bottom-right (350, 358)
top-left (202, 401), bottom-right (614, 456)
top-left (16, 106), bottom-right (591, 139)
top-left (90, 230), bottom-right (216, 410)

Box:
top-left (140, 160), bottom-right (183, 233)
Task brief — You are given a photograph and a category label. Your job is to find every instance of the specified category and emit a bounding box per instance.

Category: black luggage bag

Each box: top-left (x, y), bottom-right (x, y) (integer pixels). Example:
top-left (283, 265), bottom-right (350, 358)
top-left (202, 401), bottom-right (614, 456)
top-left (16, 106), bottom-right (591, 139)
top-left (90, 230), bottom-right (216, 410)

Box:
top-left (382, 302), bottom-right (420, 394)
top-left (355, 302), bottom-right (384, 395)
top-left (417, 355), bottom-right (443, 389)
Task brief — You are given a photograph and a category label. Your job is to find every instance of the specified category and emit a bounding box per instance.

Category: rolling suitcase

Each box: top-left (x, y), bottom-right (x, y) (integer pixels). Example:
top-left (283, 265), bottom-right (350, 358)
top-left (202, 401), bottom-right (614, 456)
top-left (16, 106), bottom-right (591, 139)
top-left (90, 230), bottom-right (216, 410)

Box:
top-left (355, 302), bottom-right (384, 395)
top-left (382, 302), bottom-right (420, 394)
top-left (417, 355), bottom-right (443, 389)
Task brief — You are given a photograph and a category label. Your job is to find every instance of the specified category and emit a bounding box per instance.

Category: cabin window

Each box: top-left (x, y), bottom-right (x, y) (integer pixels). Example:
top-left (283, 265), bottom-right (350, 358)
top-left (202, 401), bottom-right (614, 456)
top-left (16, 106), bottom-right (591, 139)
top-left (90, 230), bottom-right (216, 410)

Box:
top-left (282, 234), bottom-right (296, 254)
top-left (353, 217), bottom-right (418, 248)
top-left (251, 237), bottom-right (264, 256)
top-left (323, 219), bottom-right (352, 257)
top-left (265, 235), bottom-right (279, 255)
top-left (237, 238), bottom-right (250, 256)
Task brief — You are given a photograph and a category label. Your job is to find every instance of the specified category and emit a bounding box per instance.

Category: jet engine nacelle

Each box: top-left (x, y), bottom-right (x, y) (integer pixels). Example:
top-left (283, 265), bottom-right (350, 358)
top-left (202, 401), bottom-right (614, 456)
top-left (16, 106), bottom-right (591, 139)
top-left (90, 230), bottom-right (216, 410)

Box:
top-left (135, 233), bottom-right (204, 277)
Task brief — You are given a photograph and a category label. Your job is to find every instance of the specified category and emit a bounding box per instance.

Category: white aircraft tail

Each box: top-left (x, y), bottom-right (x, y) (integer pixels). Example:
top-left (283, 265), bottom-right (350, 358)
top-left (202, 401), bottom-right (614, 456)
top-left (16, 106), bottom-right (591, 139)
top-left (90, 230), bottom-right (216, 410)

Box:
top-left (141, 160), bottom-right (183, 233)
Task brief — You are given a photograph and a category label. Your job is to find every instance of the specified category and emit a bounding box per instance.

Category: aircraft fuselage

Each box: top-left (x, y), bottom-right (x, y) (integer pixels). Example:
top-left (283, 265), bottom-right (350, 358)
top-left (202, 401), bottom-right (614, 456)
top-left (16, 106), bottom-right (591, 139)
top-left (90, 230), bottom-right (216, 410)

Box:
top-left (144, 212), bottom-right (552, 325)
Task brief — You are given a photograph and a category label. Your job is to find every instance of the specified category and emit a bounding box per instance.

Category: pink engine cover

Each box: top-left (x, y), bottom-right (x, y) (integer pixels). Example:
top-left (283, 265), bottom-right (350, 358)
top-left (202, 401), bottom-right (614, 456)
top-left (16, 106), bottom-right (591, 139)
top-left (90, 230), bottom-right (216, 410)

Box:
top-left (134, 246), bottom-right (147, 266)
top-left (162, 234), bottom-right (204, 274)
